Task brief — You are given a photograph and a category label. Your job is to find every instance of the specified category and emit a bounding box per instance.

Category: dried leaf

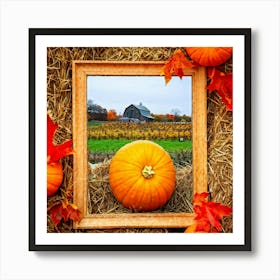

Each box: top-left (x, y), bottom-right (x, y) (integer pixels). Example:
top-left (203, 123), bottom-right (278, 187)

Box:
top-left (162, 49), bottom-right (196, 84)
top-left (49, 203), bottom-right (65, 226)
top-left (49, 200), bottom-right (81, 226)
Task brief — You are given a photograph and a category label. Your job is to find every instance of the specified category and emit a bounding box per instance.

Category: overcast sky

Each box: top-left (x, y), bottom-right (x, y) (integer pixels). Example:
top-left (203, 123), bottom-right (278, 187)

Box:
top-left (87, 76), bottom-right (192, 116)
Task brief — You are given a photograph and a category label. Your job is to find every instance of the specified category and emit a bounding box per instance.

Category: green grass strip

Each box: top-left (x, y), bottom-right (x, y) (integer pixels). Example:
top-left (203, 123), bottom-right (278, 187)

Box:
top-left (88, 139), bottom-right (192, 153)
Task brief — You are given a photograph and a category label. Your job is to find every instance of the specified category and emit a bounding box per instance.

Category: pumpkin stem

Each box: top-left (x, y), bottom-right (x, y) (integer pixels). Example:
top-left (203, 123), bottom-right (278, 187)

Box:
top-left (142, 165), bottom-right (155, 179)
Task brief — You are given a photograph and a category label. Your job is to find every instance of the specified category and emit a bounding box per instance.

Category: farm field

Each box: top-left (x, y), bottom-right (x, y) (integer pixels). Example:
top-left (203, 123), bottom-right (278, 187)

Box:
top-left (88, 121), bottom-right (192, 140)
top-left (88, 121), bottom-right (192, 165)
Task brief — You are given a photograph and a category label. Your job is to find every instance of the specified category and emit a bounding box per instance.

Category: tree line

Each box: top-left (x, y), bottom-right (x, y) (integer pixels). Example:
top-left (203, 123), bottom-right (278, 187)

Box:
top-left (87, 100), bottom-right (191, 122)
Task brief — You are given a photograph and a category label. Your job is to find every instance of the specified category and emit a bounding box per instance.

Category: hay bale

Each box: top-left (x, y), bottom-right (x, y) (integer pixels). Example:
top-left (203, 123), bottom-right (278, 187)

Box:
top-left (88, 160), bottom-right (193, 215)
top-left (207, 92), bottom-right (233, 232)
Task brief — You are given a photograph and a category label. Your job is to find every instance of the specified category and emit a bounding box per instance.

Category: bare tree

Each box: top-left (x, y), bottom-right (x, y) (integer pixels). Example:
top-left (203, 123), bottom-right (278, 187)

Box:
top-left (87, 99), bottom-right (107, 121)
top-left (171, 108), bottom-right (181, 121)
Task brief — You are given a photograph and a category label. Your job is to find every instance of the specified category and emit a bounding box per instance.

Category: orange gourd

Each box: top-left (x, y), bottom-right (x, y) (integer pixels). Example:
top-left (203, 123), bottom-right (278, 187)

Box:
top-left (185, 47), bottom-right (232, 66)
top-left (47, 161), bottom-right (63, 197)
top-left (109, 140), bottom-right (176, 211)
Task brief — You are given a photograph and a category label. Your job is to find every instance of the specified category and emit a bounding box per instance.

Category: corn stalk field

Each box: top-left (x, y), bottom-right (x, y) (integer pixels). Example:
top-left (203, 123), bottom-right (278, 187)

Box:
top-left (87, 121), bottom-right (192, 165)
top-left (88, 121), bottom-right (192, 140)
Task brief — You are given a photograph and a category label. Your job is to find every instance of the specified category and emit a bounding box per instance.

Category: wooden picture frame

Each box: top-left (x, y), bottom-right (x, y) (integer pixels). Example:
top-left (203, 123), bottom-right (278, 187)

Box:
top-left (72, 61), bottom-right (207, 229)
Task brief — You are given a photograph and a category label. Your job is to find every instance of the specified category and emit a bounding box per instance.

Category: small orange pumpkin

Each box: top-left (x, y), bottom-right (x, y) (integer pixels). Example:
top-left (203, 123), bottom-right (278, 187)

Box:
top-left (47, 161), bottom-right (63, 197)
top-left (109, 140), bottom-right (176, 211)
top-left (185, 47), bottom-right (232, 66)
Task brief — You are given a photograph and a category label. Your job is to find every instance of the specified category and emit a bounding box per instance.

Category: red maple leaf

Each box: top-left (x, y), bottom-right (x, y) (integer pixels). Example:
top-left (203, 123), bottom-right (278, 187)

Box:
top-left (193, 192), bottom-right (208, 206)
top-left (162, 49), bottom-right (196, 84)
top-left (185, 192), bottom-right (232, 233)
top-left (49, 203), bottom-right (65, 226)
top-left (47, 114), bottom-right (73, 163)
top-left (66, 203), bottom-right (81, 222)
top-left (207, 67), bottom-right (233, 111)
top-left (49, 200), bottom-right (81, 226)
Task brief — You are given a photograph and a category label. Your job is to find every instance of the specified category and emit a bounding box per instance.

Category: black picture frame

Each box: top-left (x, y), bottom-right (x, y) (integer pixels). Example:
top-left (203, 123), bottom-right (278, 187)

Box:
top-left (29, 28), bottom-right (251, 251)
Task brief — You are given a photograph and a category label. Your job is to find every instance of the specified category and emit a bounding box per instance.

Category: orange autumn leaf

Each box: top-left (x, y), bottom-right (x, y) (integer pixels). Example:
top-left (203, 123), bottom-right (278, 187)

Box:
top-left (207, 67), bottom-right (233, 111)
top-left (49, 200), bottom-right (81, 226)
top-left (47, 114), bottom-right (73, 163)
top-left (162, 49), bottom-right (196, 84)
top-left (185, 192), bottom-right (232, 233)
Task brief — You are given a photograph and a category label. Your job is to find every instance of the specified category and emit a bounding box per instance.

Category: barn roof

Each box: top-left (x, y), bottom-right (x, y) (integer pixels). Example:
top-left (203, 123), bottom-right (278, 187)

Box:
top-left (134, 103), bottom-right (150, 112)
top-left (134, 103), bottom-right (154, 119)
top-left (139, 110), bottom-right (154, 119)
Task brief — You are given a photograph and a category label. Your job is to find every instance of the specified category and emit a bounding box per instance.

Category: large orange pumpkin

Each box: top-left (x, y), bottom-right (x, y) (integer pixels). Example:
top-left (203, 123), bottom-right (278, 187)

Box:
top-left (109, 140), bottom-right (176, 211)
top-left (47, 161), bottom-right (63, 197)
top-left (185, 47), bottom-right (232, 66)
